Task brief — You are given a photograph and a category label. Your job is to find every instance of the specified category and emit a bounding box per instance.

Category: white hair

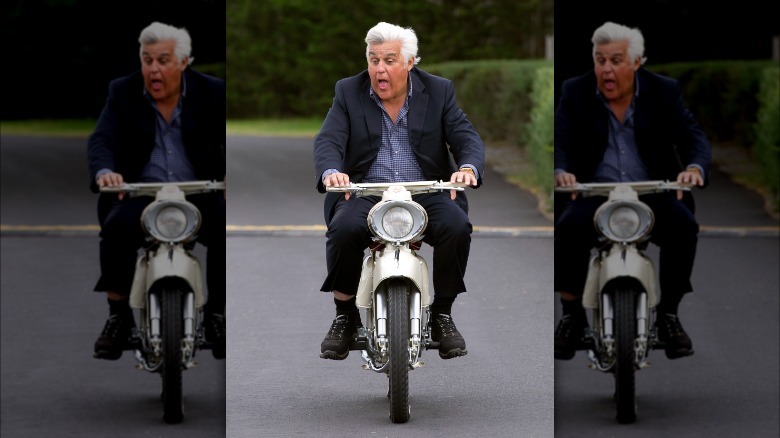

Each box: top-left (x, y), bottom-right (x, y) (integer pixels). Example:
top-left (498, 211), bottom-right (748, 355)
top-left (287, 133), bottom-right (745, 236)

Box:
top-left (591, 21), bottom-right (647, 65)
top-left (138, 21), bottom-right (194, 65)
top-left (365, 21), bottom-right (421, 65)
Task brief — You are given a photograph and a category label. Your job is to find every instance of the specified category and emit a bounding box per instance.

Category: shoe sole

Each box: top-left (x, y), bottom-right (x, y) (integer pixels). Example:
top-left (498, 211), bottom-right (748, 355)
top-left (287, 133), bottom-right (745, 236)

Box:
top-left (93, 350), bottom-right (122, 361)
top-left (320, 350), bottom-right (349, 360)
top-left (665, 348), bottom-right (694, 360)
top-left (439, 348), bottom-right (467, 359)
top-left (554, 349), bottom-right (576, 361)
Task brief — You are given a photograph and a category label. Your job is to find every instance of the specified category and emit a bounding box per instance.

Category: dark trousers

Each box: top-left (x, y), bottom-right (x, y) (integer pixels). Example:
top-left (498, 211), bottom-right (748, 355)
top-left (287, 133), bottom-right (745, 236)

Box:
top-left (554, 192), bottom-right (699, 302)
top-left (94, 192), bottom-right (226, 314)
top-left (321, 192), bottom-right (472, 298)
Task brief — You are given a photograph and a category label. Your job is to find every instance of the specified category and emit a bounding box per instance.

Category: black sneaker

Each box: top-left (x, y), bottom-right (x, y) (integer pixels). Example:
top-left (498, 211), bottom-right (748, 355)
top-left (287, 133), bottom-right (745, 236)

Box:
top-left (430, 313), bottom-right (467, 359)
top-left (554, 315), bottom-right (588, 360)
top-left (655, 313), bottom-right (694, 359)
top-left (320, 313), bottom-right (361, 360)
top-left (203, 313), bottom-right (226, 359)
top-left (94, 314), bottom-right (135, 360)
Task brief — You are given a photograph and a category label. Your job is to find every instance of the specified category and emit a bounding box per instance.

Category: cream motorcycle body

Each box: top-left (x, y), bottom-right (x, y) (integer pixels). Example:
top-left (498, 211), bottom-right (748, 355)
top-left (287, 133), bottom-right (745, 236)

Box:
top-left (100, 180), bottom-right (225, 424)
top-left (327, 180), bottom-right (465, 423)
top-left (556, 180), bottom-right (691, 424)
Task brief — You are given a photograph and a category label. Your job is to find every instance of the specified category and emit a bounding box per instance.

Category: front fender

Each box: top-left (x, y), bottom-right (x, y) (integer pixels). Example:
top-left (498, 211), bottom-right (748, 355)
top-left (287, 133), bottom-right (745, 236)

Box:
top-left (129, 245), bottom-right (205, 309)
top-left (355, 245), bottom-right (430, 308)
top-left (582, 245), bottom-right (657, 309)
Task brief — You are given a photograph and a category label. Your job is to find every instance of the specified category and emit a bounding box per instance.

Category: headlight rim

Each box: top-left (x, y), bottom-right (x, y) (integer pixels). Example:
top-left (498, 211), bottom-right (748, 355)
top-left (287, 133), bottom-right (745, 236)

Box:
top-left (141, 199), bottom-right (202, 243)
top-left (367, 200), bottom-right (428, 243)
top-left (594, 199), bottom-right (654, 243)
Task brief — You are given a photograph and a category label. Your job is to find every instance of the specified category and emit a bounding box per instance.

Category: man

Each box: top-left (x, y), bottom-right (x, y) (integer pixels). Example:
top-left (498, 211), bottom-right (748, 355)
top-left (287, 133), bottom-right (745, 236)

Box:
top-left (313, 22), bottom-right (485, 360)
top-left (87, 22), bottom-right (226, 360)
top-left (554, 21), bottom-right (711, 361)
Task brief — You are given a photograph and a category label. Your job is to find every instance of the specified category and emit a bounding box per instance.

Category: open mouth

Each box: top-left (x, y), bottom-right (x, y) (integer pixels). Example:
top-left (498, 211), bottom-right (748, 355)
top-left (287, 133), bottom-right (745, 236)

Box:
top-left (377, 79), bottom-right (389, 91)
top-left (150, 79), bottom-right (163, 92)
top-left (603, 78), bottom-right (616, 92)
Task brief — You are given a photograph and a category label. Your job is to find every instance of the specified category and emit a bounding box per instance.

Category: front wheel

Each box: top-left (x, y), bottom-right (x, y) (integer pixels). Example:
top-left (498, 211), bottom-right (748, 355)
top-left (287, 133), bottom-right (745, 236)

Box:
top-left (387, 280), bottom-right (410, 423)
top-left (161, 289), bottom-right (184, 424)
top-left (613, 289), bottom-right (637, 424)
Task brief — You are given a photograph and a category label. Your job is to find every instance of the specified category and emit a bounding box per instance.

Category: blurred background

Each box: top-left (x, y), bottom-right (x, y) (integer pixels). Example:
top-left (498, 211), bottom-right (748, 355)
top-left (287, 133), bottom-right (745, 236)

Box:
top-left (0, 0), bottom-right (226, 120)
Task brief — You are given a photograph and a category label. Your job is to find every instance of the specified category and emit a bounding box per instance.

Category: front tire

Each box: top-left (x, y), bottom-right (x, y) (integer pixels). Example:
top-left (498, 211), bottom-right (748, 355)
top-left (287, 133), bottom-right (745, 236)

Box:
top-left (387, 280), bottom-right (410, 423)
top-left (613, 289), bottom-right (637, 424)
top-left (161, 289), bottom-right (184, 424)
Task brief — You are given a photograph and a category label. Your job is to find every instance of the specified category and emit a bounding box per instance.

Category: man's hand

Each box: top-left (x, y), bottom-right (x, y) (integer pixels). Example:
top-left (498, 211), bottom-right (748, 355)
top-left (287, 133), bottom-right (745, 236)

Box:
top-left (676, 168), bottom-right (704, 200)
top-left (449, 168), bottom-right (477, 200)
top-left (554, 171), bottom-right (578, 200)
top-left (97, 172), bottom-right (126, 200)
top-left (324, 172), bottom-right (352, 200)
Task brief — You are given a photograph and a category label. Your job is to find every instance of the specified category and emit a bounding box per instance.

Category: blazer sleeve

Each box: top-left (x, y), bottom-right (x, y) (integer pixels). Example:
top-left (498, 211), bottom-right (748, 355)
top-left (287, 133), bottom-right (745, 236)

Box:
top-left (313, 80), bottom-right (351, 193)
top-left (87, 79), bottom-right (122, 193)
top-left (441, 79), bottom-right (486, 188)
top-left (669, 80), bottom-right (712, 185)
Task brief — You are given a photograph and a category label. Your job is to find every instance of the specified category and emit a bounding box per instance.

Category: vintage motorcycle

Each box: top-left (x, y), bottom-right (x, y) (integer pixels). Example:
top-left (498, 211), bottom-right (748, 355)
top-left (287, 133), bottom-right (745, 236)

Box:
top-left (100, 180), bottom-right (225, 424)
top-left (554, 180), bottom-right (691, 424)
top-left (326, 180), bottom-right (467, 423)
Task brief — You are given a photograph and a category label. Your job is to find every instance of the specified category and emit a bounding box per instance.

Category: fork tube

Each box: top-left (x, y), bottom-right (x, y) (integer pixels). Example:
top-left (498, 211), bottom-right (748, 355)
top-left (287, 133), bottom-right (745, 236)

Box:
top-left (602, 293), bottom-right (614, 338)
top-left (636, 292), bottom-right (648, 337)
top-left (183, 292), bottom-right (195, 337)
top-left (410, 291), bottom-right (421, 338)
top-left (149, 293), bottom-right (161, 337)
top-left (376, 289), bottom-right (387, 338)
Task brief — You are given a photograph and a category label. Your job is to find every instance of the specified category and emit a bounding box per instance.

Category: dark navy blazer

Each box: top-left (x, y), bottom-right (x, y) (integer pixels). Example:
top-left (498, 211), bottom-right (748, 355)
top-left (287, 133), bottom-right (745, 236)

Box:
top-left (87, 69), bottom-right (225, 193)
top-left (313, 67), bottom-right (485, 222)
top-left (554, 67), bottom-right (711, 186)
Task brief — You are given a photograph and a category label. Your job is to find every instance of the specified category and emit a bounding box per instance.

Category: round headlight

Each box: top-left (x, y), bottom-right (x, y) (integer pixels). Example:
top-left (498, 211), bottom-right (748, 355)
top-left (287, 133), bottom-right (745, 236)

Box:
top-left (142, 200), bottom-right (201, 243)
top-left (608, 206), bottom-right (641, 239)
top-left (368, 201), bottom-right (427, 243)
top-left (594, 200), bottom-right (653, 243)
top-left (382, 207), bottom-right (414, 238)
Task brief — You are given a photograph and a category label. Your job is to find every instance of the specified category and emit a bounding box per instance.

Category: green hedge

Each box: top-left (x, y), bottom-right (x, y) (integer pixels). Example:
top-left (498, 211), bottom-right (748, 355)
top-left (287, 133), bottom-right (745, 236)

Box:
top-left (652, 60), bottom-right (777, 144)
top-left (526, 67), bottom-right (554, 197)
top-left (753, 66), bottom-right (780, 207)
top-left (425, 59), bottom-right (552, 144)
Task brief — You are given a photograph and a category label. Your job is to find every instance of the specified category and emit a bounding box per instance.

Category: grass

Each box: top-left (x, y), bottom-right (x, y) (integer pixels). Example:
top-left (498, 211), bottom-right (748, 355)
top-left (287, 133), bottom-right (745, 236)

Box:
top-left (1, 119), bottom-right (96, 137)
top-left (226, 118), bottom-right (322, 137)
top-left (1, 118), bottom-right (325, 138)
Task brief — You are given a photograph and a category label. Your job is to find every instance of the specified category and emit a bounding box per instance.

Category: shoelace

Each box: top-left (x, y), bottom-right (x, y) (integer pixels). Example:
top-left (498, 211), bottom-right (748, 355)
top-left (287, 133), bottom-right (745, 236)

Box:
top-left (434, 315), bottom-right (458, 337)
top-left (659, 314), bottom-right (684, 337)
top-left (205, 314), bottom-right (226, 338)
top-left (327, 316), bottom-right (350, 339)
top-left (100, 315), bottom-right (124, 338)
top-left (555, 315), bottom-right (584, 338)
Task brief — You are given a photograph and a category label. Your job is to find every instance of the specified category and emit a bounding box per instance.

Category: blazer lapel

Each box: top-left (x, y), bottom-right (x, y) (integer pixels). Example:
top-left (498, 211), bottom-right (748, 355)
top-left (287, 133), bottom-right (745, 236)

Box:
top-left (408, 71), bottom-right (427, 150)
top-left (358, 75), bottom-right (383, 154)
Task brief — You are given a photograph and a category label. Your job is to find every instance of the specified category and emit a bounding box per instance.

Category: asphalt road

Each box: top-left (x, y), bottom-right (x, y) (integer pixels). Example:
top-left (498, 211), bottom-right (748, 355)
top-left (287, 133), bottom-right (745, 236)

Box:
top-left (553, 159), bottom-right (780, 435)
top-left (224, 136), bottom-right (554, 437)
top-left (2, 133), bottom-right (777, 437)
top-left (1, 135), bottom-right (226, 437)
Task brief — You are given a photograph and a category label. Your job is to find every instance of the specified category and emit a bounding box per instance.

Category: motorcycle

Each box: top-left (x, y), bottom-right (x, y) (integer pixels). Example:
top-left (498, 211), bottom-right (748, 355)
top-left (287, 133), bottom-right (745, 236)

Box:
top-left (326, 180), bottom-right (467, 423)
top-left (554, 180), bottom-right (691, 424)
top-left (100, 180), bottom-right (225, 424)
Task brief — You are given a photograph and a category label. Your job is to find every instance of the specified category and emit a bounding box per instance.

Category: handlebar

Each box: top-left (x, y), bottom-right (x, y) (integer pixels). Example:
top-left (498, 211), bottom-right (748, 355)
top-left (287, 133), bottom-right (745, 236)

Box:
top-left (325, 180), bottom-right (467, 197)
top-left (554, 180), bottom-right (692, 197)
top-left (99, 180), bottom-right (226, 196)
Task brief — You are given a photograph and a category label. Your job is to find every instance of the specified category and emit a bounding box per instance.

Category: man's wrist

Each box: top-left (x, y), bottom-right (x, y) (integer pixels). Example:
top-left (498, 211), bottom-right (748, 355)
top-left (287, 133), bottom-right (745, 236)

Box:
top-left (458, 164), bottom-right (478, 179)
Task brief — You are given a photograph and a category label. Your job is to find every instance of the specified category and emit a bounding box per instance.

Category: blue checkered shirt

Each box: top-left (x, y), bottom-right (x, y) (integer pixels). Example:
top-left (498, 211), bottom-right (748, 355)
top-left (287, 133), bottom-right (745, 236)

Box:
top-left (593, 84), bottom-right (650, 182)
top-left (97, 75), bottom-right (197, 183)
top-left (362, 74), bottom-right (426, 183)
top-left (139, 77), bottom-right (197, 182)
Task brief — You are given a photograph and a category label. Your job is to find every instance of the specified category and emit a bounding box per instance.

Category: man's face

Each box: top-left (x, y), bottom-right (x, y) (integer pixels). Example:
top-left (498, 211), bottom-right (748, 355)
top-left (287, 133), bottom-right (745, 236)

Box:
top-left (593, 40), bottom-right (640, 103)
top-left (367, 42), bottom-right (414, 104)
top-left (141, 40), bottom-right (187, 103)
